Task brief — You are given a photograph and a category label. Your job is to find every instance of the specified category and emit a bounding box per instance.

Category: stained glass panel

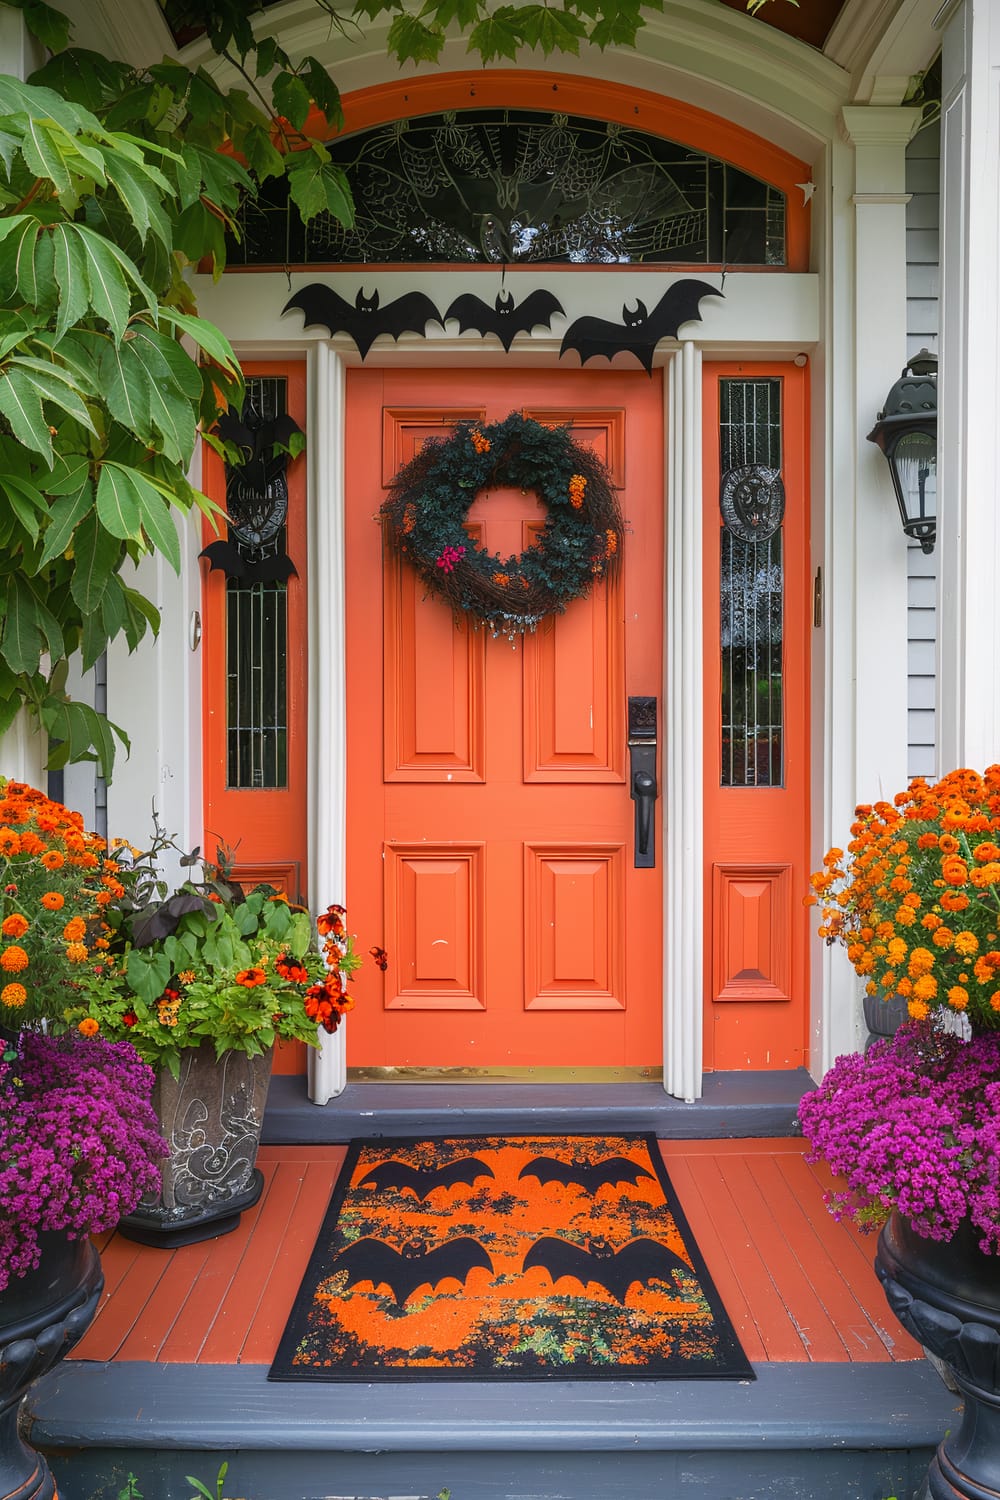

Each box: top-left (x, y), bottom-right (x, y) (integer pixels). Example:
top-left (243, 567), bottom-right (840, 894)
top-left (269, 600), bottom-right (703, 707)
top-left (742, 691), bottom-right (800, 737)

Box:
top-left (225, 377), bottom-right (290, 789)
top-left (228, 109), bottom-right (786, 267)
top-left (719, 378), bottom-right (784, 788)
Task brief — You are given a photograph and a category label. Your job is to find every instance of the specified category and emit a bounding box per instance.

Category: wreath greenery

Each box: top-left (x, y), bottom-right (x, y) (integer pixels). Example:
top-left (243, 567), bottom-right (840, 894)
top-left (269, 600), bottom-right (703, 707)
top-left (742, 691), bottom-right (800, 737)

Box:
top-left (379, 413), bottom-right (625, 638)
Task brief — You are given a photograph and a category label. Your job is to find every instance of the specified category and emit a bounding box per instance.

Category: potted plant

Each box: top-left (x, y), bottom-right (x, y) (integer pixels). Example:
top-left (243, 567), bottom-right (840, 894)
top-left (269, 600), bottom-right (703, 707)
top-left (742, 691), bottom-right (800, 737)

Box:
top-left (801, 765), bottom-right (1000, 1500)
top-left (61, 833), bottom-right (360, 1246)
top-left (0, 779), bottom-right (166, 1500)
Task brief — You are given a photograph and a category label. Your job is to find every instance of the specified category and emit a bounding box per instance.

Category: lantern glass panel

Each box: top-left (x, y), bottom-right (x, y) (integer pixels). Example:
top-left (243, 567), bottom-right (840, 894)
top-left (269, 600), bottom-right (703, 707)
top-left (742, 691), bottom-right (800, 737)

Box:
top-left (891, 430), bottom-right (936, 527)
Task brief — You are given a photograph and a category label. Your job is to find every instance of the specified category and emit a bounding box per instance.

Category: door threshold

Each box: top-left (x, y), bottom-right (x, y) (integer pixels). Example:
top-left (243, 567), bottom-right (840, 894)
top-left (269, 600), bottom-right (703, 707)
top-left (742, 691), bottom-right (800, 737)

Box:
top-left (347, 1065), bottom-right (664, 1084)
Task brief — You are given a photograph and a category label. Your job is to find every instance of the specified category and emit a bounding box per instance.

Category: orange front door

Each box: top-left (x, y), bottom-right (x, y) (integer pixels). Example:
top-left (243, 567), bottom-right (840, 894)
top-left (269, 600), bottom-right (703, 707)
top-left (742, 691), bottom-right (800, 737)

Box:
top-left (345, 367), bottom-right (664, 1069)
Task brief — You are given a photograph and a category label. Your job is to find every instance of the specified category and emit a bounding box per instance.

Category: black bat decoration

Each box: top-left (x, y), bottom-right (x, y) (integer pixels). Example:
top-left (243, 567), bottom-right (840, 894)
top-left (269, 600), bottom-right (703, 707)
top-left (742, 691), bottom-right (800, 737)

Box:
top-left (444, 289), bottom-right (564, 352)
top-left (522, 1235), bottom-right (691, 1303)
top-left (357, 1156), bottom-right (496, 1201)
top-left (330, 1236), bottom-right (494, 1306)
top-left (559, 279), bottom-right (721, 373)
top-left (199, 540), bottom-right (298, 583)
top-left (518, 1155), bottom-right (655, 1194)
top-left (282, 284), bottom-right (444, 360)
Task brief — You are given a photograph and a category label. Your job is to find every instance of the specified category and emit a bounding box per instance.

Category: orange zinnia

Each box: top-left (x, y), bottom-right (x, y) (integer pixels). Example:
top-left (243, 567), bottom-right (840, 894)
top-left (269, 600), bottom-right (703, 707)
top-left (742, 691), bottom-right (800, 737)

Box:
top-left (1, 913), bottom-right (28, 938)
top-left (0, 982), bottom-right (27, 1007)
top-left (41, 891), bottom-right (64, 911)
top-left (1, 945), bottom-right (28, 972)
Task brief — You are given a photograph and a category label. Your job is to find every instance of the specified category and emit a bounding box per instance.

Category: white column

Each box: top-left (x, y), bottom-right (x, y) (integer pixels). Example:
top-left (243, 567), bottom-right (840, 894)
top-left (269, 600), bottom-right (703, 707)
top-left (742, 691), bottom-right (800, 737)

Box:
top-left (307, 342), bottom-right (349, 1104)
top-left (663, 341), bottom-right (704, 1101)
top-left (937, 0), bottom-right (1000, 772)
top-left (840, 105), bottom-right (922, 807)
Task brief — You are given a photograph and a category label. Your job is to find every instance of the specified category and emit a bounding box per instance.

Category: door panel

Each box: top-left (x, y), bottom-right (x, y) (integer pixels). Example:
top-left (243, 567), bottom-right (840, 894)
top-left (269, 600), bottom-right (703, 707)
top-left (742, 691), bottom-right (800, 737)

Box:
top-left (346, 367), bottom-right (663, 1068)
top-left (701, 362), bottom-right (809, 1070)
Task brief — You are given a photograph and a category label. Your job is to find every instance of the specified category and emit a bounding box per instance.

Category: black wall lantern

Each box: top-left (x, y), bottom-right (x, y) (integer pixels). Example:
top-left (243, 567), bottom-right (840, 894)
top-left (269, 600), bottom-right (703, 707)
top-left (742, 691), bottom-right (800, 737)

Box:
top-left (866, 349), bottom-right (938, 553)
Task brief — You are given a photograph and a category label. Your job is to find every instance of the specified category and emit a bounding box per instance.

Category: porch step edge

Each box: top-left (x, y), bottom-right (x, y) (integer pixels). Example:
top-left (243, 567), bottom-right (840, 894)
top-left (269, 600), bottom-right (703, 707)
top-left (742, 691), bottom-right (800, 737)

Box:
top-left (262, 1070), bottom-right (815, 1144)
top-left (34, 1360), bottom-right (953, 1453)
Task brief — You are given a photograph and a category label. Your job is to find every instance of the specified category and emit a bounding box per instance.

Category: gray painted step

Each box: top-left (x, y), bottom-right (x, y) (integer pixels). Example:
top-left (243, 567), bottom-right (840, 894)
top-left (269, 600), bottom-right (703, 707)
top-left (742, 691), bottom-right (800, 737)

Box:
top-left (31, 1360), bottom-right (954, 1500)
top-left (263, 1070), bottom-right (815, 1144)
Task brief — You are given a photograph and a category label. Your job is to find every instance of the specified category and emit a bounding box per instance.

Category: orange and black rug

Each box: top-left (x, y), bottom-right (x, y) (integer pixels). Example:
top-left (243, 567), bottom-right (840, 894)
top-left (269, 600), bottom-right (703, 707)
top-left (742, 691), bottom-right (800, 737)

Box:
top-left (269, 1133), bottom-right (753, 1381)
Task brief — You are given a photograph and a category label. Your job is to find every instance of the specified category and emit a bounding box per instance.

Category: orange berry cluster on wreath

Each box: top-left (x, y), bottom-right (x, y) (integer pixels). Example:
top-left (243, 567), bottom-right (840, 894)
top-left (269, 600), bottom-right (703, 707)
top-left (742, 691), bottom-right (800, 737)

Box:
top-left (808, 766), bottom-right (1000, 1031)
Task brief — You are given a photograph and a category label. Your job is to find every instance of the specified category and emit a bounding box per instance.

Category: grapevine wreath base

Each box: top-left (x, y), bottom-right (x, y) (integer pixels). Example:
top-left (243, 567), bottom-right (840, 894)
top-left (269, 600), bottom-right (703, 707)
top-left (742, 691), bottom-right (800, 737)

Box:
top-left (379, 412), bottom-right (625, 638)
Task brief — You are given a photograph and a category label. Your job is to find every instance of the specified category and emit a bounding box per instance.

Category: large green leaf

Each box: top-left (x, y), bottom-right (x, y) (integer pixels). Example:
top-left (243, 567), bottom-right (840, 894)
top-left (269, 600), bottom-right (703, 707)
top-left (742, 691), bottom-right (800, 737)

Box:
top-left (160, 310), bottom-right (241, 377)
top-left (50, 222), bottom-right (92, 343)
top-left (126, 326), bottom-right (198, 463)
top-left (2, 576), bottom-right (42, 675)
top-left (74, 226), bottom-right (133, 341)
top-left (98, 462), bottom-right (181, 571)
top-left (99, 337), bottom-right (154, 442)
top-left (104, 150), bottom-right (172, 247)
top-left (7, 356), bottom-right (98, 434)
top-left (1, 473), bottom-right (47, 542)
top-left (81, 598), bottom-right (110, 670)
top-left (96, 460), bottom-right (144, 541)
top-left (35, 483), bottom-right (93, 571)
top-left (41, 695), bottom-right (127, 781)
top-left (20, 115), bottom-right (73, 196)
top-left (271, 72), bottom-right (311, 132)
top-left (286, 152), bottom-right (354, 227)
top-left (15, 218), bottom-right (56, 314)
top-left (69, 508), bottom-right (121, 612)
top-left (0, 365), bottom-right (52, 463)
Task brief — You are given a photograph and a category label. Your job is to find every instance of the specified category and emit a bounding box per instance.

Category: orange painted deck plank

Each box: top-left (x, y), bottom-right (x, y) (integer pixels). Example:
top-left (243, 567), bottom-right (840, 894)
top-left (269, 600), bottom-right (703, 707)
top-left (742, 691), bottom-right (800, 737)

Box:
top-left (71, 1141), bottom-right (917, 1370)
top-left (659, 1146), bottom-right (811, 1361)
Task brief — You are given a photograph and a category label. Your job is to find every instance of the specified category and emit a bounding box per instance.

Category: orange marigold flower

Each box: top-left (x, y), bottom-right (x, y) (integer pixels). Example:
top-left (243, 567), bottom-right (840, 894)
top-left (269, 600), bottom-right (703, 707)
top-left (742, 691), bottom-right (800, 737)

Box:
top-left (941, 891), bottom-right (971, 911)
top-left (938, 834), bottom-right (961, 855)
top-left (912, 974), bottom-right (938, 1000)
top-left (973, 841), bottom-right (1000, 864)
top-left (992, 992), bottom-right (1000, 1012)
top-left (1, 945), bottom-right (28, 972)
top-left (77, 1017), bottom-right (100, 1036)
top-left (1, 913), bottom-right (28, 938)
top-left (947, 985), bottom-right (969, 1009)
top-left (954, 930), bottom-right (979, 956)
top-left (916, 832), bottom-right (940, 849)
top-left (235, 967), bottom-right (267, 987)
top-left (41, 891), bottom-right (64, 911)
top-left (932, 927), bottom-right (954, 948)
top-left (901, 891), bottom-right (921, 908)
top-left (62, 916), bottom-right (87, 942)
top-left (40, 850), bottom-right (65, 870)
top-left (895, 905), bottom-right (916, 926)
top-left (0, 829), bottom-right (21, 855)
top-left (941, 857), bottom-right (969, 886)
top-left (908, 998), bottom-right (931, 1020)
top-left (920, 913), bottom-right (942, 930)
top-left (65, 942), bottom-right (88, 963)
top-left (0, 981), bottom-right (27, 1007)
top-left (908, 946), bottom-right (935, 975)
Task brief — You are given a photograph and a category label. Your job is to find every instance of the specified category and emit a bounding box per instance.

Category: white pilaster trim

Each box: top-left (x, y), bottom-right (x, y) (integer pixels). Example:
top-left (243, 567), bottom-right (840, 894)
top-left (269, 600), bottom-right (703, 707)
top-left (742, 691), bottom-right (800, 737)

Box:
top-left (664, 341), bottom-right (704, 1101)
top-left (308, 342), bottom-right (348, 1104)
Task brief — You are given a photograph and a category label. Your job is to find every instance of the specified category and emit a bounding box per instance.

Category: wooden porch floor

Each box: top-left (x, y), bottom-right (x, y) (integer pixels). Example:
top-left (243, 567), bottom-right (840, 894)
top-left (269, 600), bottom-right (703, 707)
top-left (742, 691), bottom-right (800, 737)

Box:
top-left (73, 1137), bottom-right (922, 1368)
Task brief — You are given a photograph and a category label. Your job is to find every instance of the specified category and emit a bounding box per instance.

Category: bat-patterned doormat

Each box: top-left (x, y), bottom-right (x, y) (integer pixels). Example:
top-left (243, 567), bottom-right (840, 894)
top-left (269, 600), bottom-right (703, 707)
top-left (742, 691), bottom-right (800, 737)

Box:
top-left (269, 1133), bottom-right (754, 1381)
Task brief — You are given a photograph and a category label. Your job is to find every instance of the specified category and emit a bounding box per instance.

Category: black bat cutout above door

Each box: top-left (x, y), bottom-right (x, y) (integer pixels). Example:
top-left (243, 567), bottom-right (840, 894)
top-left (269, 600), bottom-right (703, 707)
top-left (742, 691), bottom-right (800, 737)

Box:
top-left (560, 278), bottom-right (722, 372)
top-left (444, 289), bottom-right (565, 350)
top-left (282, 284), bottom-right (444, 359)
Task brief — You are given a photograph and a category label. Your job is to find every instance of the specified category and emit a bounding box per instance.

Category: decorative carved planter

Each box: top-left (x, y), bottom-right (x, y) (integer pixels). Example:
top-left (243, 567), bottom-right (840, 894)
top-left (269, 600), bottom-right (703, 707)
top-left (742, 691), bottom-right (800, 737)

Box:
top-left (0, 1233), bottom-right (103, 1500)
top-left (119, 1044), bottom-right (273, 1248)
top-left (876, 1211), bottom-right (1000, 1500)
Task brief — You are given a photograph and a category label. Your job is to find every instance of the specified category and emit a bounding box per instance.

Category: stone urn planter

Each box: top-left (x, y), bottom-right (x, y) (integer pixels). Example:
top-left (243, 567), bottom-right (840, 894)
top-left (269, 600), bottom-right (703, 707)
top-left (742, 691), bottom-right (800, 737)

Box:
top-left (0, 1233), bottom-right (103, 1500)
top-left (876, 1210), bottom-right (1000, 1500)
top-left (118, 1044), bottom-right (273, 1248)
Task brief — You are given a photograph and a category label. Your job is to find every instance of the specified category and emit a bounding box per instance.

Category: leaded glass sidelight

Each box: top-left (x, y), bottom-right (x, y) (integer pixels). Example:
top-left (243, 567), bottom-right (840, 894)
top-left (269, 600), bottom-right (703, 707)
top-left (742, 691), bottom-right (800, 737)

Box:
top-left (719, 378), bottom-right (785, 788)
top-left (226, 377), bottom-right (290, 789)
top-left (228, 110), bottom-right (787, 267)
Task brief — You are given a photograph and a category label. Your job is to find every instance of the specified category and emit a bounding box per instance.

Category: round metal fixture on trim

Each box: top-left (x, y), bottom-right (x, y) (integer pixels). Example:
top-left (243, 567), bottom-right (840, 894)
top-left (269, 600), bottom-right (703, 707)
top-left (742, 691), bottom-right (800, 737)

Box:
top-left (866, 349), bottom-right (938, 554)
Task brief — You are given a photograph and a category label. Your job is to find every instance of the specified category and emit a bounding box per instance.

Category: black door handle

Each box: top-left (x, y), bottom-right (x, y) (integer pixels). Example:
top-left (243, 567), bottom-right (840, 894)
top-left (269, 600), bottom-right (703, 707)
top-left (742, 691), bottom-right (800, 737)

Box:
top-left (628, 696), bottom-right (658, 869)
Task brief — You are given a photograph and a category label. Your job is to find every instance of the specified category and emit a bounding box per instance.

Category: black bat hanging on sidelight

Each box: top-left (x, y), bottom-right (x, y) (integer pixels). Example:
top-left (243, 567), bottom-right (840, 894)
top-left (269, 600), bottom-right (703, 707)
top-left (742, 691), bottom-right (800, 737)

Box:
top-left (282, 284), bottom-right (444, 359)
top-left (559, 278), bottom-right (722, 373)
top-left (356, 1156), bottom-right (496, 1201)
top-left (200, 405), bottom-right (303, 582)
top-left (522, 1235), bottom-right (692, 1303)
top-left (329, 1235), bottom-right (494, 1306)
top-left (444, 289), bottom-right (564, 352)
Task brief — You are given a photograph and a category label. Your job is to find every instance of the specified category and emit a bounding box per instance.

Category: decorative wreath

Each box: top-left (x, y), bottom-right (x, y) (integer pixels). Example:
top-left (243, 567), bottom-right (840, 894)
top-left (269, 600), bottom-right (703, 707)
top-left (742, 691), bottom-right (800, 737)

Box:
top-left (379, 412), bottom-right (625, 637)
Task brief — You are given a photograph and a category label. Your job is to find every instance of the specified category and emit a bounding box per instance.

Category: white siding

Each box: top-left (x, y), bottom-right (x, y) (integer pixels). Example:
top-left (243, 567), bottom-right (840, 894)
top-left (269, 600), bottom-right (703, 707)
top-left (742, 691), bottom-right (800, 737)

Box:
top-left (906, 119), bottom-right (939, 781)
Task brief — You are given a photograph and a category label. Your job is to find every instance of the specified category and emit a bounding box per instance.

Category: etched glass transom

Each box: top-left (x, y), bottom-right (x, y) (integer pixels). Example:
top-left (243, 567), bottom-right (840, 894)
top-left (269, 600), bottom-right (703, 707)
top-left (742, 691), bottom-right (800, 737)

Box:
top-left (230, 109), bottom-right (787, 267)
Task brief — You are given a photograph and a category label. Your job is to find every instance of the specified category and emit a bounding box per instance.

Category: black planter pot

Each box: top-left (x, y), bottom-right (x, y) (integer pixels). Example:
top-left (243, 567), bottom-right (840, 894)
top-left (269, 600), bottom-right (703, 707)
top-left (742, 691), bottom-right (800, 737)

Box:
top-left (876, 1211), bottom-right (1000, 1500)
top-left (118, 1044), bottom-right (272, 1248)
top-left (0, 1233), bottom-right (103, 1500)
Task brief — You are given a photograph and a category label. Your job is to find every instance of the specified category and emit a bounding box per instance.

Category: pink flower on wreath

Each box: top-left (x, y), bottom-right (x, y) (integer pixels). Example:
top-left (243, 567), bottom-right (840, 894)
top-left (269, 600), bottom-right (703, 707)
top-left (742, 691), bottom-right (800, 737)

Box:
top-left (436, 544), bottom-right (466, 574)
